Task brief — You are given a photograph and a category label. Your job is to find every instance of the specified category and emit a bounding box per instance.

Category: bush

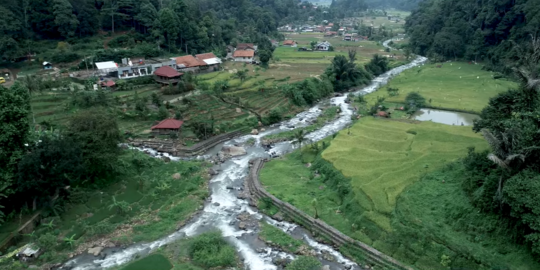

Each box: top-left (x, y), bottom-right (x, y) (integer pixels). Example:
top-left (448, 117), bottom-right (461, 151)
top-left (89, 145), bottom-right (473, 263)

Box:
top-left (405, 92), bottom-right (426, 112)
top-left (266, 108), bottom-right (283, 124)
top-left (286, 256), bottom-right (321, 270)
top-left (52, 51), bottom-right (81, 63)
top-left (188, 231), bottom-right (236, 268)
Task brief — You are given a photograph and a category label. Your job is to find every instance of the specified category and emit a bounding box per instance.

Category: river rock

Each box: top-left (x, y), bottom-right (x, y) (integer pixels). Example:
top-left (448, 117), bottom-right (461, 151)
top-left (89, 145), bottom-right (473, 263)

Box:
top-left (222, 146), bottom-right (247, 157)
top-left (322, 251), bottom-right (335, 262)
top-left (236, 108), bottom-right (242, 113)
top-left (251, 129), bottom-right (259, 135)
top-left (161, 156), bottom-right (171, 163)
top-left (213, 202), bottom-right (220, 206)
top-left (237, 212), bottom-right (250, 221)
top-left (172, 173), bottom-right (181, 179)
top-left (321, 266), bottom-right (330, 270)
top-left (272, 212), bottom-right (284, 221)
top-left (260, 128), bottom-right (266, 132)
top-left (238, 222), bottom-right (247, 230)
top-left (87, 247), bottom-right (103, 256)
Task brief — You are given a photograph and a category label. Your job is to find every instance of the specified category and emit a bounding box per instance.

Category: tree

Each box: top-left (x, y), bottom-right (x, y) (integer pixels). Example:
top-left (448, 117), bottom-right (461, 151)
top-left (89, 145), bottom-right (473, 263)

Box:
top-left (159, 8), bottom-right (180, 51)
top-left (17, 135), bottom-right (85, 211)
top-left (52, 0), bottom-right (79, 38)
top-left (404, 92), bottom-right (426, 113)
top-left (311, 198), bottom-right (319, 219)
top-left (348, 49), bottom-right (357, 63)
top-left (0, 83), bottom-right (30, 212)
top-left (327, 55), bottom-right (364, 92)
top-left (235, 69), bottom-right (248, 82)
top-left (294, 129), bottom-right (307, 149)
top-left (66, 109), bottom-right (121, 182)
top-left (258, 50), bottom-right (272, 68)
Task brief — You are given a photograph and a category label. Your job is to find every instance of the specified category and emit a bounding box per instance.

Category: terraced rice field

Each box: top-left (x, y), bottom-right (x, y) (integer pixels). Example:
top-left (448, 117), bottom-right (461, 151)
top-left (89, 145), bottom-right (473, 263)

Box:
top-left (321, 117), bottom-right (488, 231)
top-left (373, 62), bottom-right (518, 113)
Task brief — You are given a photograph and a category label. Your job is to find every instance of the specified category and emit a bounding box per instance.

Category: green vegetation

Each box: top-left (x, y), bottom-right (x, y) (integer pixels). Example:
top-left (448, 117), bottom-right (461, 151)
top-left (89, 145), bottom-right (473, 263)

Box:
top-left (366, 62), bottom-right (517, 113)
top-left (406, 0), bottom-right (539, 71)
top-left (286, 256), bottom-right (321, 270)
top-left (119, 231), bottom-right (239, 270)
top-left (0, 150), bottom-right (208, 267)
top-left (187, 231), bottom-right (237, 268)
top-left (121, 254), bottom-right (173, 270)
top-left (322, 117), bottom-right (487, 230)
top-left (259, 221), bottom-right (304, 253)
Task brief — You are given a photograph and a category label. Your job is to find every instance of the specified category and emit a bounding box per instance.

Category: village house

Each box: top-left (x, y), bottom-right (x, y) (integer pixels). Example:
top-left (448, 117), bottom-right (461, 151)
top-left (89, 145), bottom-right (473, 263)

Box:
top-left (315, 41), bottom-right (332, 51)
top-left (151, 118), bottom-right (184, 135)
top-left (236, 43), bottom-right (256, 51)
top-left (282, 40), bottom-right (297, 47)
top-left (101, 80), bottom-right (116, 89)
top-left (153, 66), bottom-right (183, 85)
top-left (324, 31), bottom-right (338, 37)
top-left (195, 53), bottom-right (222, 72)
top-left (344, 34), bottom-right (353, 41)
top-left (173, 55), bottom-right (206, 73)
top-left (98, 58), bottom-right (176, 80)
top-left (233, 50), bottom-right (255, 63)
top-left (270, 40), bottom-right (279, 47)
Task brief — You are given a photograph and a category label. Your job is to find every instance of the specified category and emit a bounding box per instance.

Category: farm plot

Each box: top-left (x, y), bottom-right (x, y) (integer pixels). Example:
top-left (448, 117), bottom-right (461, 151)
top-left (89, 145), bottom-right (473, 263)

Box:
top-left (371, 62), bottom-right (517, 113)
top-left (321, 117), bottom-right (487, 231)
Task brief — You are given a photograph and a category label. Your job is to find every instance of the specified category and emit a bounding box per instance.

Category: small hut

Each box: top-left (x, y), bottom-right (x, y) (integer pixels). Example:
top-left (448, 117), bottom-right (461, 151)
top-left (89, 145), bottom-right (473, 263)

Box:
top-left (43, 62), bottom-right (53, 70)
top-left (101, 80), bottom-right (116, 89)
top-left (153, 66), bottom-right (182, 85)
top-left (151, 119), bottom-right (184, 135)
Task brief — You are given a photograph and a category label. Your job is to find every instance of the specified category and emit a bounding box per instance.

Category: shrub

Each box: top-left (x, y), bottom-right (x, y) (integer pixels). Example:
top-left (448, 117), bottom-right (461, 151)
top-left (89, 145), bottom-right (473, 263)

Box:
top-left (52, 51), bottom-right (81, 63)
top-left (188, 231), bottom-right (236, 268)
top-left (266, 108), bottom-right (283, 124)
top-left (405, 92), bottom-right (426, 113)
top-left (286, 256), bottom-right (321, 270)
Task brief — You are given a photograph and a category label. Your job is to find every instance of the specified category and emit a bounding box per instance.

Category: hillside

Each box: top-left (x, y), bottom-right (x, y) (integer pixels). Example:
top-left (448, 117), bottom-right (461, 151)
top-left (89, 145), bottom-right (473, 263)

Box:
top-left (406, 0), bottom-right (540, 69)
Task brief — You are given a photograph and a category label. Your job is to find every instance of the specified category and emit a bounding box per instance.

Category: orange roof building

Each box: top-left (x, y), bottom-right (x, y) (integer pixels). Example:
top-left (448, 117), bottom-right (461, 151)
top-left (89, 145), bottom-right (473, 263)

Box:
top-left (173, 55), bottom-right (206, 69)
top-left (195, 53), bottom-right (218, 60)
top-left (283, 40), bottom-right (296, 46)
top-left (233, 50), bottom-right (255, 58)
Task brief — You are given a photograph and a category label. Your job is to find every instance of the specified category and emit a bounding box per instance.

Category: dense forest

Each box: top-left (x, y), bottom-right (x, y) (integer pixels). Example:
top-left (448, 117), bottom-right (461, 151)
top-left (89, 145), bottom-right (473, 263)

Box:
top-left (406, 0), bottom-right (540, 70)
top-left (0, 0), bottom-right (320, 61)
top-left (406, 0), bottom-right (540, 261)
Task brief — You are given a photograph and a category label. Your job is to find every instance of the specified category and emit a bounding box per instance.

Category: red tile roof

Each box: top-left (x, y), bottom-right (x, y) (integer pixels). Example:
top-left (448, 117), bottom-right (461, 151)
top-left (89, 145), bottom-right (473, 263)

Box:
top-left (102, 80), bottom-right (116, 87)
top-left (174, 55), bottom-right (206, 67)
top-left (151, 119), bottom-right (184, 130)
top-left (154, 66), bottom-right (182, 78)
top-left (196, 53), bottom-right (218, 60)
top-left (283, 40), bottom-right (296, 45)
top-left (233, 50), bottom-right (255, 57)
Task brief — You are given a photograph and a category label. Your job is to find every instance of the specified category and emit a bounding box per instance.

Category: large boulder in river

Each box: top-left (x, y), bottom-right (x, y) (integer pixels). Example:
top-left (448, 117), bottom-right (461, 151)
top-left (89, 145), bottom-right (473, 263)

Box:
top-left (222, 146), bottom-right (247, 157)
top-left (88, 247), bottom-right (103, 256)
top-left (172, 173), bottom-right (181, 179)
top-left (251, 129), bottom-right (259, 135)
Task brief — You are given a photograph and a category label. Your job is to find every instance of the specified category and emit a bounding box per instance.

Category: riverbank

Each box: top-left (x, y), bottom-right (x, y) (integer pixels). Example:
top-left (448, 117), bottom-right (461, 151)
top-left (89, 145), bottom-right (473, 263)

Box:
top-left (0, 151), bottom-right (210, 270)
top-left (364, 61), bottom-right (517, 113)
top-left (259, 139), bottom-right (540, 269)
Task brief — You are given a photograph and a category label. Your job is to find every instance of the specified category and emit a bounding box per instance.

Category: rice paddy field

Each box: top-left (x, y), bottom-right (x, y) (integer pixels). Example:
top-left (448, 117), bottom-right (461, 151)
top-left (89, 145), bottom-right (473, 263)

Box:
top-left (321, 117), bottom-right (487, 231)
top-left (369, 62), bottom-right (518, 113)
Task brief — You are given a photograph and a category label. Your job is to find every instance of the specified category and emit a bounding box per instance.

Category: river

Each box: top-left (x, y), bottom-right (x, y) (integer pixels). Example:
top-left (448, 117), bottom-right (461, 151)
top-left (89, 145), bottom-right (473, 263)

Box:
top-left (58, 41), bottom-right (427, 270)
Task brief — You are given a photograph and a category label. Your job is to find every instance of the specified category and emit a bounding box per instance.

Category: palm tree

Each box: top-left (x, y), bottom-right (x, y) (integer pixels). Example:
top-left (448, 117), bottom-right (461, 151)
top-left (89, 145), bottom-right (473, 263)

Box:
top-left (481, 129), bottom-right (526, 200)
top-left (311, 198), bottom-right (319, 219)
top-left (293, 129), bottom-right (307, 149)
top-left (348, 49), bottom-right (357, 63)
top-left (512, 35), bottom-right (540, 108)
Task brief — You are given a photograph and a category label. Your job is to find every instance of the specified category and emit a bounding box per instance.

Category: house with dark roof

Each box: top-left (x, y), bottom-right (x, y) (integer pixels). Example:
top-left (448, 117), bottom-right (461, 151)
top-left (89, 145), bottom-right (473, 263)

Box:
top-left (153, 66), bottom-right (183, 85)
top-left (236, 43), bottom-right (256, 51)
top-left (233, 50), bottom-right (255, 63)
top-left (315, 41), bottom-right (332, 51)
top-left (151, 119), bottom-right (184, 135)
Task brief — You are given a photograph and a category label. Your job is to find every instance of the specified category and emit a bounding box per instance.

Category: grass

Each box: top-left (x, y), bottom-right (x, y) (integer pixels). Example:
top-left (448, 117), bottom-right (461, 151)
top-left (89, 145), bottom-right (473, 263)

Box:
top-left (121, 254), bottom-right (172, 270)
top-left (367, 62), bottom-right (518, 113)
top-left (259, 138), bottom-right (540, 269)
top-left (0, 150), bottom-right (208, 267)
top-left (259, 221), bottom-right (304, 253)
top-left (322, 117), bottom-right (487, 230)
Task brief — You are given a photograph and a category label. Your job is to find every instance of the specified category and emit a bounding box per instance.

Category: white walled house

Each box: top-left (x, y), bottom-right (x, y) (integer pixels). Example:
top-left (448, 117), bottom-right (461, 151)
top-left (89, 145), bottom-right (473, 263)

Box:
top-left (316, 41), bottom-right (332, 51)
top-left (233, 50), bottom-right (255, 63)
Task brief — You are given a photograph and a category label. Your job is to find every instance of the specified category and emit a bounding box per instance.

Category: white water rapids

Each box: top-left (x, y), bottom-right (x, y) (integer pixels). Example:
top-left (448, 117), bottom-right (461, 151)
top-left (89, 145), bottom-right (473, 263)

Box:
top-left (60, 42), bottom-right (427, 270)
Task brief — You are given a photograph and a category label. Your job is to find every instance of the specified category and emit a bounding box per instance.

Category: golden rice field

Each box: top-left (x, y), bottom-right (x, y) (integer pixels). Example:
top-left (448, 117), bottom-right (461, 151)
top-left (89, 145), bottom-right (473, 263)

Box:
top-left (321, 117), bottom-right (488, 231)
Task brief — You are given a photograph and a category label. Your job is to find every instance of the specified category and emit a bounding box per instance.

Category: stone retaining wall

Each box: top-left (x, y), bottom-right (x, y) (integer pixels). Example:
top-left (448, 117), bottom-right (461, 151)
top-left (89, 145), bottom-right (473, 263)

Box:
top-left (246, 158), bottom-right (413, 270)
top-left (132, 130), bottom-right (246, 157)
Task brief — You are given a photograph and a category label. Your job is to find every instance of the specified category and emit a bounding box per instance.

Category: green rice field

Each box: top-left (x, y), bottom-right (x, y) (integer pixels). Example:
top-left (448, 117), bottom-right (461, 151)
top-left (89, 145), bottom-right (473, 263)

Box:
top-left (321, 117), bottom-right (487, 231)
top-left (370, 62), bottom-right (518, 113)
